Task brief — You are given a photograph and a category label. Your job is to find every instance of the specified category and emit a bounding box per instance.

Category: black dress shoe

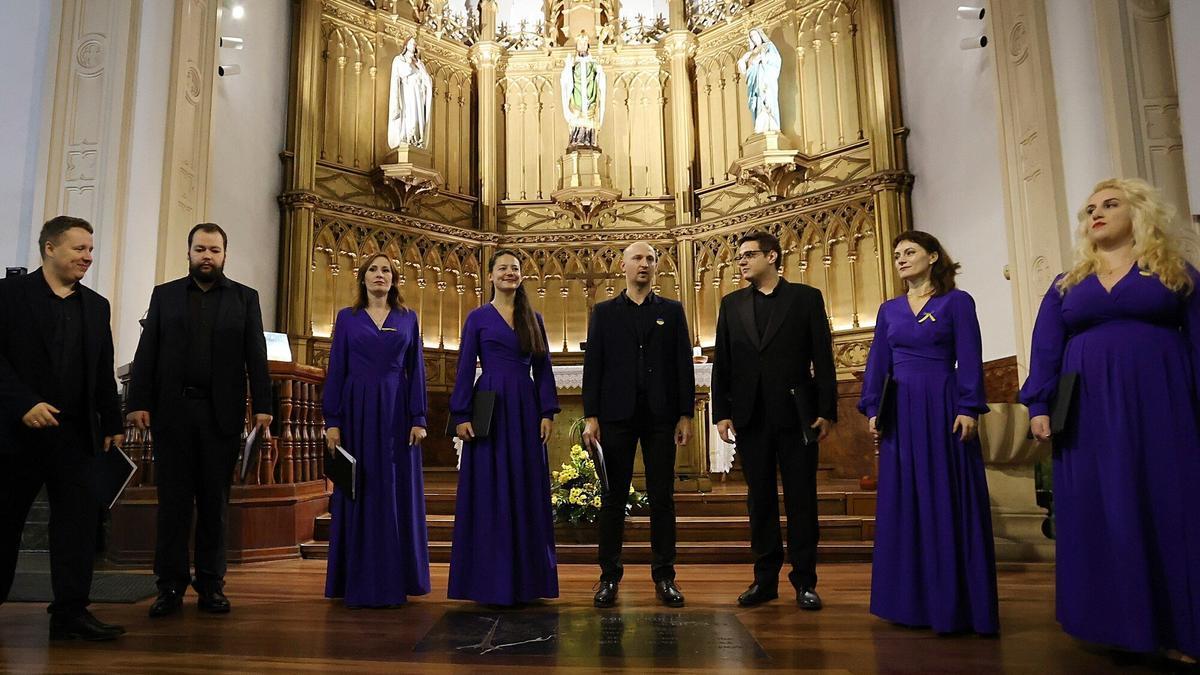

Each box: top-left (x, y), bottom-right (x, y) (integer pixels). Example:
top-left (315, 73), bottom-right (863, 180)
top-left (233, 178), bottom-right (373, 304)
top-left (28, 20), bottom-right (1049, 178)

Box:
top-left (736, 582), bottom-right (778, 607)
top-left (149, 589), bottom-right (183, 618)
top-left (49, 610), bottom-right (125, 641)
top-left (198, 589), bottom-right (231, 614)
top-left (655, 580), bottom-right (685, 608)
top-left (593, 580), bottom-right (618, 608)
top-left (797, 587), bottom-right (823, 611)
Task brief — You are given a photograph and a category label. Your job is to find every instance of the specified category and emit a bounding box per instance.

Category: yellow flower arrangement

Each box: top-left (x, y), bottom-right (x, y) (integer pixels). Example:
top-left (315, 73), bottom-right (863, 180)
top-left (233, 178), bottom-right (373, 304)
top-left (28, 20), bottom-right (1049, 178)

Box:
top-left (549, 418), bottom-right (649, 525)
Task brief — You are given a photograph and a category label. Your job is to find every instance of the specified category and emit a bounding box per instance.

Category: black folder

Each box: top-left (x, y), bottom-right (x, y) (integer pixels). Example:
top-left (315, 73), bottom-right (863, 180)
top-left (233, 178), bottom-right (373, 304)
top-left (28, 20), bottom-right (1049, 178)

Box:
top-left (1049, 372), bottom-right (1079, 436)
top-left (326, 445), bottom-right (358, 500)
top-left (90, 445), bottom-right (138, 510)
top-left (790, 386), bottom-right (822, 446)
top-left (874, 374), bottom-right (896, 435)
top-left (589, 440), bottom-right (610, 493)
top-left (444, 390), bottom-right (497, 439)
top-left (239, 426), bottom-right (261, 483)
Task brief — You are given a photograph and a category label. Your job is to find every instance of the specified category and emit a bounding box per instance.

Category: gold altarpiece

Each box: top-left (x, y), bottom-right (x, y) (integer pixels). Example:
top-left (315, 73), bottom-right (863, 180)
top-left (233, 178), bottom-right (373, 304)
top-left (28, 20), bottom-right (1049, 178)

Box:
top-left (279, 0), bottom-right (910, 482)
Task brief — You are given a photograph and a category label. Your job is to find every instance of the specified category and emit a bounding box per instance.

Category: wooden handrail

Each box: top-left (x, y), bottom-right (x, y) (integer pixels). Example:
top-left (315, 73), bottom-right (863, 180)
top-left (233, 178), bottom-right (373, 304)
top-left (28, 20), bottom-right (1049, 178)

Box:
top-left (118, 362), bottom-right (329, 487)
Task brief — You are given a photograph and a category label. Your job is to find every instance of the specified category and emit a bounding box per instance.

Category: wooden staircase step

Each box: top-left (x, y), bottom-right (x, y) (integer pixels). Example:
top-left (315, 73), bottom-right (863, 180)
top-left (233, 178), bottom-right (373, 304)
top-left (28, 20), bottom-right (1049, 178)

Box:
top-left (417, 488), bottom-right (877, 517)
top-left (313, 513), bottom-right (875, 544)
top-left (299, 540), bottom-right (874, 564)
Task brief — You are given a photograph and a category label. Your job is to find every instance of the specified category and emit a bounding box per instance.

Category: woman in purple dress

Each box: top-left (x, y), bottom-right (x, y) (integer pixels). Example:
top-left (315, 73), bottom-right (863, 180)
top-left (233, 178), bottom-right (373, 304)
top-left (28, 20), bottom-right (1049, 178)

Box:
top-left (859, 231), bottom-right (999, 635)
top-left (448, 249), bottom-right (560, 605)
top-left (322, 253), bottom-right (430, 607)
top-left (1021, 179), bottom-right (1200, 662)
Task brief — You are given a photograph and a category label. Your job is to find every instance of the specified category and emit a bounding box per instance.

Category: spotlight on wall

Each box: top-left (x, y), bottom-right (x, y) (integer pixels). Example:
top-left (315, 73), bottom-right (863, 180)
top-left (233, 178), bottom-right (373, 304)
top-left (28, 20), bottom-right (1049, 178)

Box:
top-left (957, 6), bottom-right (985, 20)
top-left (231, 4), bottom-right (245, 20)
top-left (959, 35), bottom-right (989, 50)
top-left (220, 36), bottom-right (244, 49)
top-left (218, 64), bottom-right (241, 76)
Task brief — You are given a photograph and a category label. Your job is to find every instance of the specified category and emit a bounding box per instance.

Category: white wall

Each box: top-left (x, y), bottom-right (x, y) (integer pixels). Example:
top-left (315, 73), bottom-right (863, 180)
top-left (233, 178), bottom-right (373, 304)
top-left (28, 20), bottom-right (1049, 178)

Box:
top-left (207, 0), bottom-right (291, 330)
top-left (1046, 0), bottom-right (1114, 225)
top-left (112, 0), bottom-right (175, 365)
top-left (1172, 0), bottom-right (1200, 218)
top-left (894, 0), bottom-right (1016, 361)
top-left (0, 1), bottom-right (54, 269)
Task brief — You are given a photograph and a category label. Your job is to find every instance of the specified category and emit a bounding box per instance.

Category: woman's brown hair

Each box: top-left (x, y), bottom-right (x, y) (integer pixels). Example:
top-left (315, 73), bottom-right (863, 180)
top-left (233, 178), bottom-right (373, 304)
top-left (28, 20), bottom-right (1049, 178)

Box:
top-left (891, 231), bottom-right (960, 296)
top-left (352, 253), bottom-right (406, 312)
top-left (489, 249), bottom-right (546, 356)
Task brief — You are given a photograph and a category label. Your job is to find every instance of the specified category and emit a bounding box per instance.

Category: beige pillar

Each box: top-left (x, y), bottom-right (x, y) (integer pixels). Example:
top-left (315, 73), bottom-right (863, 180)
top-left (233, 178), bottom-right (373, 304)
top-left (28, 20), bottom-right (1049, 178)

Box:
top-left (857, 0), bottom-right (907, 299)
top-left (279, 0), bottom-right (324, 359)
top-left (662, 30), bottom-right (697, 226)
top-left (470, 42), bottom-right (503, 232)
top-left (989, 0), bottom-right (1072, 372)
top-left (470, 0), bottom-right (503, 232)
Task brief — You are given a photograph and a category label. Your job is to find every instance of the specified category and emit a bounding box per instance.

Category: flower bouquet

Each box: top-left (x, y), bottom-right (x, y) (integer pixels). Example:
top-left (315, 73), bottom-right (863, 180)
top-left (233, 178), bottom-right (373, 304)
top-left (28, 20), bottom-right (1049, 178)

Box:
top-left (549, 418), bottom-right (648, 525)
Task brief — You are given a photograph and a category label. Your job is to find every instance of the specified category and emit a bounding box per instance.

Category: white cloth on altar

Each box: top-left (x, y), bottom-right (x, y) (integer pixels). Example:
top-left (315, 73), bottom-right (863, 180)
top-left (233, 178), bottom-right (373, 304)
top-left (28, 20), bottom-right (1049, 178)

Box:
top-left (707, 399), bottom-right (736, 474)
top-left (548, 363), bottom-right (712, 389)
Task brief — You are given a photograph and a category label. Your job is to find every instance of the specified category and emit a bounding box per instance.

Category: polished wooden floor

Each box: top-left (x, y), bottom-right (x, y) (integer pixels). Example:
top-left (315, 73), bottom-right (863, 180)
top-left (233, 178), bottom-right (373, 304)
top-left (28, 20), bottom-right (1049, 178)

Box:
top-left (0, 561), bottom-right (1184, 674)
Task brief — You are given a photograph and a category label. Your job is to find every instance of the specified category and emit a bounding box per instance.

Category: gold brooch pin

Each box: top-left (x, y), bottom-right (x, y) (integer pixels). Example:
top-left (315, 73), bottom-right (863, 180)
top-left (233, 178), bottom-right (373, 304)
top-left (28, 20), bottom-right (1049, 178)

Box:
top-left (918, 312), bottom-right (936, 323)
top-left (656, 318), bottom-right (665, 325)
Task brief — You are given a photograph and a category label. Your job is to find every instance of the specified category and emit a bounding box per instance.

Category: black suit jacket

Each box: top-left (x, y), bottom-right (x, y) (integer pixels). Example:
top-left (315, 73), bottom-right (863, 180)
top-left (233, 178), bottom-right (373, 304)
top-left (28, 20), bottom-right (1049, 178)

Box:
top-left (0, 270), bottom-right (122, 455)
top-left (712, 279), bottom-right (837, 430)
top-left (127, 276), bottom-right (271, 437)
top-left (583, 292), bottom-right (695, 423)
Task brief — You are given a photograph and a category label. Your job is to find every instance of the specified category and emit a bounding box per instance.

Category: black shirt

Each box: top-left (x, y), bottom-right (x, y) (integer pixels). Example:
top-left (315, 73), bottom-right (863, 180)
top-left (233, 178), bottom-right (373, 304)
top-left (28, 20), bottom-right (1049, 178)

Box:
top-left (619, 289), bottom-right (658, 394)
top-left (185, 276), bottom-right (226, 390)
top-left (752, 284), bottom-right (779, 340)
top-left (32, 270), bottom-right (86, 419)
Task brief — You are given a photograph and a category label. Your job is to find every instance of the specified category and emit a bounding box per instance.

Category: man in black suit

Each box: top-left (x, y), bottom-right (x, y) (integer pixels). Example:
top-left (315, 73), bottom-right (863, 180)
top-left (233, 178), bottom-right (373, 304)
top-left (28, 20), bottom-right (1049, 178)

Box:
top-left (126, 223), bottom-right (272, 618)
top-left (582, 242), bottom-right (694, 608)
top-left (712, 230), bottom-right (837, 610)
top-left (0, 216), bottom-right (126, 640)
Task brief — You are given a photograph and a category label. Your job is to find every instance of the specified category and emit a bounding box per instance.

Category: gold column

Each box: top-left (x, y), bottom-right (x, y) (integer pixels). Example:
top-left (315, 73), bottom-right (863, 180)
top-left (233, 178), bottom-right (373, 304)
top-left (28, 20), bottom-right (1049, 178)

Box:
top-left (662, 30), bottom-right (697, 226)
top-left (858, 0), bottom-right (908, 300)
top-left (470, 1), bottom-right (503, 232)
top-left (676, 239), bottom-right (699, 348)
top-left (279, 0), bottom-right (324, 360)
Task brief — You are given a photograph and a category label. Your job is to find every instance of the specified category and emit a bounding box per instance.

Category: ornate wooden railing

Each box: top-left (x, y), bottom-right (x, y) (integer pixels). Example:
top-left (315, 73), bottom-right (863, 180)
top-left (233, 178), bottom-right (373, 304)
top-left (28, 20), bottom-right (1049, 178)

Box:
top-left (118, 362), bottom-right (328, 487)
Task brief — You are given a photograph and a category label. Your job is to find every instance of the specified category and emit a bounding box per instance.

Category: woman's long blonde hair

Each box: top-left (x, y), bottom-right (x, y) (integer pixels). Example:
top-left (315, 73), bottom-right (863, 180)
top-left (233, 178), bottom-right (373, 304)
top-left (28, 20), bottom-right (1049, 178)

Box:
top-left (1056, 178), bottom-right (1193, 295)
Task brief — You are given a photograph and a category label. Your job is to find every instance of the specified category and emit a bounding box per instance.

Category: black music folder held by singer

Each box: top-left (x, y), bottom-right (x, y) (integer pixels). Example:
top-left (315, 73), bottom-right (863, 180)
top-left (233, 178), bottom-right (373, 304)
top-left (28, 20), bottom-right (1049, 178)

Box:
top-left (327, 445), bottom-right (358, 500)
top-left (91, 445), bottom-right (138, 510)
top-left (1050, 372), bottom-right (1079, 436)
top-left (239, 426), bottom-right (260, 483)
top-left (444, 390), bottom-right (497, 438)
top-left (874, 374), bottom-right (896, 435)
top-left (790, 386), bottom-right (822, 446)
top-left (589, 440), bottom-right (610, 493)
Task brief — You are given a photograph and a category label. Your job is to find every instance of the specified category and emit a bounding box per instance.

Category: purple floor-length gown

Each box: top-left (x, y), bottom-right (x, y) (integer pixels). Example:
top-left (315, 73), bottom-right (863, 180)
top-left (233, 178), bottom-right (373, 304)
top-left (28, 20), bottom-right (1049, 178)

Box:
top-left (1020, 265), bottom-right (1200, 654)
top-left (859, 289), bottom-right (1000, 634)
top-left (447, 303), bottom-right (560, 605)
top-left (322, 307), bottom-right (431, 607)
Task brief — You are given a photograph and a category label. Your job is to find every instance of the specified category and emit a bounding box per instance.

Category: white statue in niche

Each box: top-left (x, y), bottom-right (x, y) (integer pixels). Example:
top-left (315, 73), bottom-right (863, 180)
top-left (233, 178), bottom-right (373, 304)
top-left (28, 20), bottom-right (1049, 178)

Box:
top-left (388, 37), bottom-right (433, 149)
top-left (737, 27), bottom-right (782, 134)
top-left (560, 32), bottom-right (607, 150)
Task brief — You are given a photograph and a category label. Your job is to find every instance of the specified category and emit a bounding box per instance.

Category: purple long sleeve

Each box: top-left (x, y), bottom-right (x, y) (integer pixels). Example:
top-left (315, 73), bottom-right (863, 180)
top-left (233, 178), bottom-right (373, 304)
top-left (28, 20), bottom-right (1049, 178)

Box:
top-left (448, 310), bottom-right (480, 427)
top-left (406, 312), bottom-right (428, 429)
top-left (322, 308), bottom-right (352, 429)
top-left (857, 302), bottom-right (892, 419)
top-left (532, 313), bottom-right (559, 420)
top-left (951, 292), bottom-right (990, 417)
top-left (1182, 266), bottom-right (1200, 398)
top-left (1019, 278), bottom-right (1068, 418)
